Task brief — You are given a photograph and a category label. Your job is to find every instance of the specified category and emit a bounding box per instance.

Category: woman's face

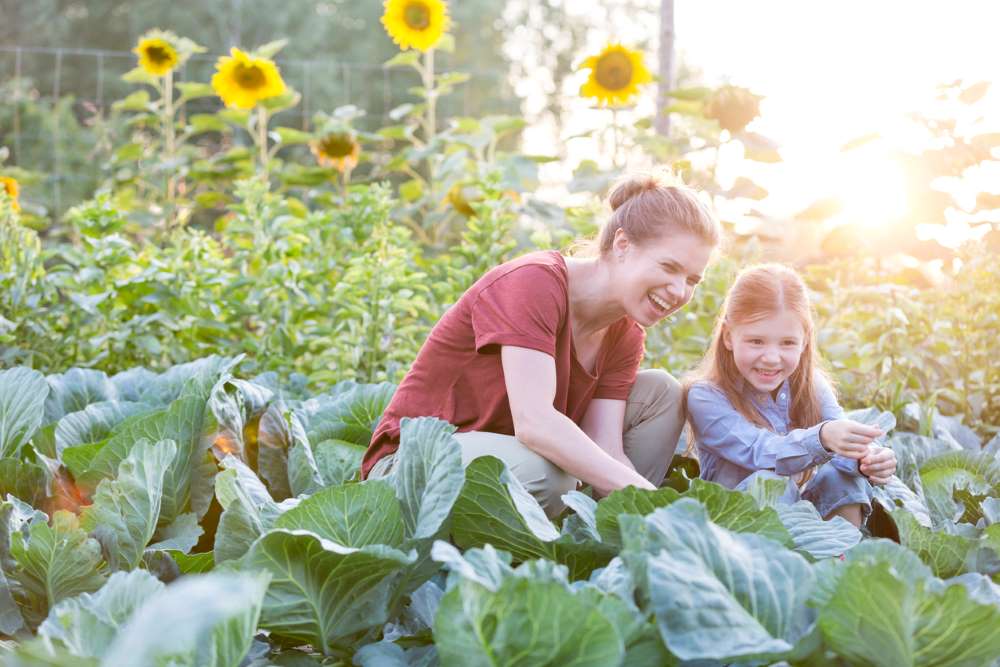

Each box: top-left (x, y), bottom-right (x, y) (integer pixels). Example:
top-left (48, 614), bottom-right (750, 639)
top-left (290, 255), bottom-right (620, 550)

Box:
top-left (613, 230), bottom-right (714, 327)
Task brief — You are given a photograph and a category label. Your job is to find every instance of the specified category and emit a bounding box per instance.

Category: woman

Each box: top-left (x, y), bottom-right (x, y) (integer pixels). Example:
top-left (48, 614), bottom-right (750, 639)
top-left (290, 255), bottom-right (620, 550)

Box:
top-left (362, 171), bottom-right (720, 517)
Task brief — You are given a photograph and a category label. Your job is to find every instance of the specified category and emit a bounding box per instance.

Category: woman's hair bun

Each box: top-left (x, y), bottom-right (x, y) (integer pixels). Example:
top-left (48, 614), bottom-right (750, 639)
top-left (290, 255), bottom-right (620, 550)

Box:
top-left (607, 170), bottom-right (681, 211)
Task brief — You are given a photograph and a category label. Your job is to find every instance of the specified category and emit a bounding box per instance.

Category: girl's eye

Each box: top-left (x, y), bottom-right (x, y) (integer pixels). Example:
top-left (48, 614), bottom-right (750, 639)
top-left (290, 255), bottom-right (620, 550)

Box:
top-left (749, 339), bottom-right (763, 345)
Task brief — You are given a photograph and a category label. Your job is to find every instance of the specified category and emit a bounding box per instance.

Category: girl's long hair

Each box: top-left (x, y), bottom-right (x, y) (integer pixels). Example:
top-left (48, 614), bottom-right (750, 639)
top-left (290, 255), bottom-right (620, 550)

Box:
top-left (684, 264), bottom-right (833, 470)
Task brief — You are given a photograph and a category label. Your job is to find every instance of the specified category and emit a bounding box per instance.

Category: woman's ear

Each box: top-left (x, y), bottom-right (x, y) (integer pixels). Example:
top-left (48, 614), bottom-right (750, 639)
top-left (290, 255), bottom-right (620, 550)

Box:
top-left (611, 228), bottom-right (630, 260)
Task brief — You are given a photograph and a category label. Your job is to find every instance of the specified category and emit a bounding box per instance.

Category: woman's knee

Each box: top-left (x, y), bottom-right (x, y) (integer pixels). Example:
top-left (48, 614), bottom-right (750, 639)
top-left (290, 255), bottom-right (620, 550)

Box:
top-left (631, 369), bottom-right (682, 412)
top-left (513, 453), bottom-right (577, 518)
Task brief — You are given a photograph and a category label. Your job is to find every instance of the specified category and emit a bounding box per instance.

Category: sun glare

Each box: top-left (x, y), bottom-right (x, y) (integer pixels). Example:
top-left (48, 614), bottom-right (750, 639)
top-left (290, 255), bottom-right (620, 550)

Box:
top-left (829, 147), bottom-right (908, 226)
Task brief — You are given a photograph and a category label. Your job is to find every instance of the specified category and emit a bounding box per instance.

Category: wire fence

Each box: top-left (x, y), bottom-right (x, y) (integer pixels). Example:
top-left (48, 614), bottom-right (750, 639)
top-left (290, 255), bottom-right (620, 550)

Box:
top-left (0, 45), bottom-right (506, 213)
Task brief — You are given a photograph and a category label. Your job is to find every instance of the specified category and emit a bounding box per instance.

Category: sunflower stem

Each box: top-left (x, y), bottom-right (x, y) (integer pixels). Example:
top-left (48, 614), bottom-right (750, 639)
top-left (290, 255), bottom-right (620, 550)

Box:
top-left (257, 105), bottom-right (269, 179)
top-left (422, 48), bottom-right (436, 183)
top-left (163, 70), bottom-right (178, 226)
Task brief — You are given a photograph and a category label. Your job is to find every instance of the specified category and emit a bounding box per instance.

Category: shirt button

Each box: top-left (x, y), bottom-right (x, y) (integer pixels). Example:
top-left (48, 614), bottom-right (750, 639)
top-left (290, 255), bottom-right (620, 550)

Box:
top-left (779, 393), bottom-right (786, 400)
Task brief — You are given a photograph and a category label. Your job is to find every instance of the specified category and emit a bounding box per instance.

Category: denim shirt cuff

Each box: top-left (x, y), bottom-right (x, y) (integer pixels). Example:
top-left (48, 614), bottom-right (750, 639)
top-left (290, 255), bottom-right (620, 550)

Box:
top-left (805, 422), bottom-right (835, 466)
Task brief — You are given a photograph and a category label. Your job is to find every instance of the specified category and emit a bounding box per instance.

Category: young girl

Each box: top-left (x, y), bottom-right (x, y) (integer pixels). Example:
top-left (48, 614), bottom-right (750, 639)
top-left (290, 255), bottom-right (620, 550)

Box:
top-left (685, 264), bottom-right (897, 527)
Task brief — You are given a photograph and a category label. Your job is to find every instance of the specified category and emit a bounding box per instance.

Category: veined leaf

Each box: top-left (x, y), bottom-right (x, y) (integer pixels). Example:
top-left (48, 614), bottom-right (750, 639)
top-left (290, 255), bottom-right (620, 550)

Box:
top-left (621, 499), bottom-right (812, 663)
top-left (0, 458), bottom-right (47, 507)
top-left (451, 456), bottom-right (614, 580)
top-left (777, 501), bottom-right (861, 560)
top-left (43, 369), bottom-right (116, 424)
top-left (275, 479), bottom-right (404, 548)
top-left (101, 571), bottom-right (270, 667)
top-left (434, 577), bottom-right (624, 667)
top-left (80, 439), bottom-right (176, 571)
top-left (10, 511), bottom-right (107, 627)
top-left (0, 367), bottom-right (48, 459)
top-left (213, 457), bottom-right (284, 563)
top-left (243, 528), bottom-right (415, 654)
top-left (297, 382), bottom-right (394, 447)
top-left (54, 401), bottom-right (156, 456)
top-left (82, 395), bottom-right (214, 526)
top-left (313, 439), bottom-right (365, 486)
top-left (38, 569), bottom-right (164, 660)
top-left (919, 451), bottom-right (1000, 527)
top-left (392, 417), bottom-right (464, 540)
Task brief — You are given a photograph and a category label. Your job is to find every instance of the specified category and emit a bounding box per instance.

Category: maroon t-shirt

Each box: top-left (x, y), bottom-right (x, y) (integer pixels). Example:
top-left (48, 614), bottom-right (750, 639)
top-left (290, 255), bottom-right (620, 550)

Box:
top-left (361, 250), bottom-right (646, 478)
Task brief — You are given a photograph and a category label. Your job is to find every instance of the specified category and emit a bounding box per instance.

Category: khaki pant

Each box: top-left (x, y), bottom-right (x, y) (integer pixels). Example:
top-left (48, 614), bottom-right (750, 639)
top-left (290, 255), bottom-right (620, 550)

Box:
top-left (370, 369), bottom-right (685, 518)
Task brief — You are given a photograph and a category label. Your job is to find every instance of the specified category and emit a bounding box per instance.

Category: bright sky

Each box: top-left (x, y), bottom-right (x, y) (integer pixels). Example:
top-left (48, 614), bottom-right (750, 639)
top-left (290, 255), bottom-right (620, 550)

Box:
top-left (529, 0), bottom-right (1000, 242)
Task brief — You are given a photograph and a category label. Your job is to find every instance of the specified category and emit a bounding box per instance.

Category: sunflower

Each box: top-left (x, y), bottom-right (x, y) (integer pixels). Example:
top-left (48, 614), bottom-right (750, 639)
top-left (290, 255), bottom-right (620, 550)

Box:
top-left (211, 48), bottom-right (287, 110)
top-left (0, 176), bottom-right (19, 212)
top-left (311, 131), bottom-right (361, 173)
top-left (579, 43), bottom-right (653, 107)
top-left (704, 85), bottom-right (762, 134)
top-left (133, 35), bottom-right (179, 77)
top-left (381, 0), bottom-right (451, 52)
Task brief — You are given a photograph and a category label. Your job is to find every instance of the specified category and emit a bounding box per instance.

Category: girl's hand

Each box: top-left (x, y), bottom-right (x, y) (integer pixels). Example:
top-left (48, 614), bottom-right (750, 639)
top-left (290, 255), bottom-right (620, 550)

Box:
top-left (859, 445), bottom-right (896, 485)
top-left (819, 419), bottom-right (883, 459)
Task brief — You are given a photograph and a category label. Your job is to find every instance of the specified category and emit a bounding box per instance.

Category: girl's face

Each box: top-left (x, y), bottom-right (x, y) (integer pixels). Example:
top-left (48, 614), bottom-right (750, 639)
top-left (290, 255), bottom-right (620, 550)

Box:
top-left (613, 230), bottom-right (714, 327)
top-left (723, 310), bottom-right (807, 394)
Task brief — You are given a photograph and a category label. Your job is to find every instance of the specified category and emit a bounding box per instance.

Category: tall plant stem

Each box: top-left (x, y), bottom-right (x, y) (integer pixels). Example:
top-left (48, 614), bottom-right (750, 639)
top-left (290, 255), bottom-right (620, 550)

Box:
top-left (163, 70), bottom-right (177, 224)
top-left (421, 49), bottom-right (436, 183)
top-left (257, 106), bottom-right (269, 179)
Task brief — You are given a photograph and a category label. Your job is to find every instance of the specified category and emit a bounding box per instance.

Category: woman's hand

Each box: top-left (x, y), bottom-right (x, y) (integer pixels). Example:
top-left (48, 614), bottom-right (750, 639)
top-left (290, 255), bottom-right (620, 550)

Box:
top-left (819, 419), bottom-right (883, 459)
top-left (859, 444), bottom-right (896, 484)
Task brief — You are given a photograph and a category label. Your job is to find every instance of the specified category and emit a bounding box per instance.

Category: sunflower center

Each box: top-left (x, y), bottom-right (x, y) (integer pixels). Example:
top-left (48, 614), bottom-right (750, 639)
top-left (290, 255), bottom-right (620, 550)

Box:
top-left (403, 1), bottom-right (431, 30)
top-left (145, 45), bottom-right (172, 65)
top-left (233, 63), bottom-right (267, 90)
top-left (319, 133), bottom-right (355, 158)
top-left (595, 52), bottom-right (633, 91)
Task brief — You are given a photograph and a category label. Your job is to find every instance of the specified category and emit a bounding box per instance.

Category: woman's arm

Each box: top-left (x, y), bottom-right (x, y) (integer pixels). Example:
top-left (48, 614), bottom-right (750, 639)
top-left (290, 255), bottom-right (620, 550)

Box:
top-left (579, 398), bottom-right (636, 472)
top-left (501, 346), bottom-right (654, 495)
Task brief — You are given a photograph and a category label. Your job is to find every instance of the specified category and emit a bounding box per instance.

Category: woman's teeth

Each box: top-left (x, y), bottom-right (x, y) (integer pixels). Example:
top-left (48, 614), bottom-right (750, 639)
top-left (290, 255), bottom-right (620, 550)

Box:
top-left (649, 293), bottom-right (669, 311)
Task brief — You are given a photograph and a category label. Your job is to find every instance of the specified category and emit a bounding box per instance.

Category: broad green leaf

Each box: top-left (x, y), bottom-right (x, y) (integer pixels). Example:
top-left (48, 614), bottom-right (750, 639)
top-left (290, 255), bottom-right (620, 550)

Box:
top-left (298, 383), bottom-right (394, 446)
top-left (777, 501), bottom-right (861, 559)
top-left (0, 367), bottom-right (48, 459)
top-left (623, 500), bottom-right (812, 663)
top-left (561, 491), bottom-right (601, 542)
top-left (168, 550), bottom-right (215, 574)
top-left (684, 479), bottom-right (792, 543)
top-left (287, 412), bottom-right (323, 496)
top-left (434, 577), bottom-right (624, 667)
top-left (208, 378), bottom-right (273, 462)
top-left (38, 569), bottom-right (164, 660)
top-left (83, 395), bottom-right (214, 526)
top-left (809, 539), bottom-right (932, 610)
top-left (243, 528), bottom-right (415, 654)
top-left (431, 541), bottom-right (514, 591)
top-left (313, 439), bottom-right (365, 486)
top-left (256, 403), bottom-right (293, 500)
top-left (818, 561), bottom-right (1000, 666)
top-left (109, 368), bottom-right (157, 403)
top-left (43, 369), bottom-right (116, 424)
top-left (0, 567), bottom-right (25, 634)
top-left (451, 457), bottom-right (613, 580)
top-left (102, 571), bottom-right (270, 667)
top-left (80, 439), bottom-right (176, 571)
top-left (148, 512), bottom-right (203, 553)
top-left (742, 472), bottom-right (791, 509)
top-left (10, 511), bottom-right (107, 627)
top-left (392, 417), bottom-right (464, 540)
top-left (919, 451), bottom-right (1000, 526)
top-left (175, 82), bottom-right (215, 101)
top-left (888, 432), bottom-right (961, 489)
top-left (384, 51), bottom-right (421, 69)
top-left (0, 458), bottom-right (47, 507)
top-left (54, 401), bottom-right (155, 456)
top-left (871, 475), bottom-right (933, 527)
top-left (845, 407), bottom-right (897, 436)
top-left (892, 509), bottom-right (975, 578)
top-left (61, 442), bottom-right (105, 482)
top-left (137, 355), bottom-right (240, 407)
top-left (213, 457), bottom-right (284, 563)
top-left (354, 642), bottom-right (438, 667)
top-left (275, 480), bottom-right (404, 548)
top-left (595, 486), bottom-right (681, 549)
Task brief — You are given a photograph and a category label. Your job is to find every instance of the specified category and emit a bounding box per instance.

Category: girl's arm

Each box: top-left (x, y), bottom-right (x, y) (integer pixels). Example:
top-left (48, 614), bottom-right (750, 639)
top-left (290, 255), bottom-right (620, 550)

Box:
top-left (817, 376), bottom-right (895, 481)
top-left (502, 346), bottom-right (654, 496)
top-left (688, 383), bottom-right (834, 475)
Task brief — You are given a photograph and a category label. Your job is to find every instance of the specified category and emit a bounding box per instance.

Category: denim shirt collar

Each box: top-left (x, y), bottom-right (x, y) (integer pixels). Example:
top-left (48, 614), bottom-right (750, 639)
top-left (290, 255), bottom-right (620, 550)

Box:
top-left (739, 377), bottom-right (792, 431)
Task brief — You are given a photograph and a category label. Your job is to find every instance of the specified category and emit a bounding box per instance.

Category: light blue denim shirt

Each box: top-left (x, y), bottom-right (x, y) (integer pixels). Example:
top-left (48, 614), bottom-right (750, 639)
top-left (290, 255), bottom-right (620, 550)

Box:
top-left (687, 375), bottom-right (862, 489)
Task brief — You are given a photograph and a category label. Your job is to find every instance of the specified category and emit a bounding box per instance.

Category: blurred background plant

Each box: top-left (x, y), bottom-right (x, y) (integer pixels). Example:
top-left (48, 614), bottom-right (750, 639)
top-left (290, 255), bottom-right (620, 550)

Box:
top-left (1, 0), bottom-right (999, 442)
